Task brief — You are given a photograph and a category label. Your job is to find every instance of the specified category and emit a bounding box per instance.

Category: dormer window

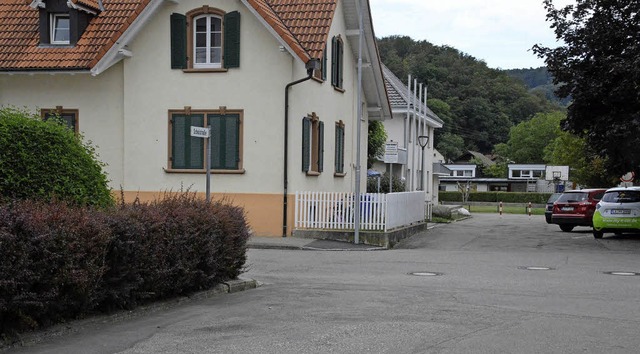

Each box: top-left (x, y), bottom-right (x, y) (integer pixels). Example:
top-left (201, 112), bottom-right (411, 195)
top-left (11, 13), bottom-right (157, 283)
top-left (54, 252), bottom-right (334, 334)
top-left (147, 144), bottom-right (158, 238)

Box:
top-left (31, 0), bottom-right (100, 47)
top-left (50, 14), bottom-right (70, 44)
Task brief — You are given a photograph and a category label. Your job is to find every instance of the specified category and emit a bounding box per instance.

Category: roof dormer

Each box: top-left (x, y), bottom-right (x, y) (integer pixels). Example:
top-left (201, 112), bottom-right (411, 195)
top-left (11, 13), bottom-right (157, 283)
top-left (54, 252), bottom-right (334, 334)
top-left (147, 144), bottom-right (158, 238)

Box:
top-left (30, 0), bottom-right (102, 47)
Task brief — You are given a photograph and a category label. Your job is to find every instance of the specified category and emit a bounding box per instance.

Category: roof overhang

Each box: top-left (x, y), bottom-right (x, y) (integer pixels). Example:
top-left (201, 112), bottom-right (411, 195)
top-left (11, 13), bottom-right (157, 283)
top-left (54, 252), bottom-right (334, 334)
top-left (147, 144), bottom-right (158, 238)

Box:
top-left (0, 70), bottom-right (91, 75)
top-left (343, 0), bottom-right (390, 121)
top-left (240, 0), bottom-right (310, 67)
top-left (392, 109), bottom-right (444, 128)
top-left (90, 0), bottom-right (169, 76)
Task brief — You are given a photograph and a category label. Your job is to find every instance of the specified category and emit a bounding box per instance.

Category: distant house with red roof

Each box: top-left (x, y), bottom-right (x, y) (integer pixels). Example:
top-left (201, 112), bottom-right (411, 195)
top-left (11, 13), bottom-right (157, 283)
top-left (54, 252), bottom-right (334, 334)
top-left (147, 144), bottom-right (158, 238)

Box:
top-left (0, 0), bottom-right (391, 236)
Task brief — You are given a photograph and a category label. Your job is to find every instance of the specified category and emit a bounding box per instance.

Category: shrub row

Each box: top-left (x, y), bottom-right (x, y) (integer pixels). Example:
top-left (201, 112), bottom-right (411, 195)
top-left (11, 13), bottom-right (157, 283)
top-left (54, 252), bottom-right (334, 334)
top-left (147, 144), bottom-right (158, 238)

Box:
top-left (440, 191), bottom-right (553, 204)
top-left (0, 192), bottom-right (250, 337)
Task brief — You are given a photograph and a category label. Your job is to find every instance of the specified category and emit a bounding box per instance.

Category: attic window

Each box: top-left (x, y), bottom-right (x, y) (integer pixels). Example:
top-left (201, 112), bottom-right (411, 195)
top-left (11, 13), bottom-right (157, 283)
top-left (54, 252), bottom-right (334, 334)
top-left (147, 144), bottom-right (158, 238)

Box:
top-left (50, 14), bottom-right (70, 44)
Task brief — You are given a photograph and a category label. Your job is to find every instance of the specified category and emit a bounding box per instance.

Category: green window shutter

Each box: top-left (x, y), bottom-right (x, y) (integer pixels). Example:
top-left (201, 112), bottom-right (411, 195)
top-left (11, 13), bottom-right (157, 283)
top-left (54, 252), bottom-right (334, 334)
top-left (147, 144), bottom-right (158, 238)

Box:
top-left (331, 37), bottom-right (337, 86)
top-left (171, 113), bottom-right (204, 169)
top-left (339, 126), bottom-right (344, 172)
top-left (225, 114), bottom-right (240, 169)
top-left (223, 11), bottom-right (241, 68)
top-left (318, 121), bottom-right (324, 173)
top-left (170, 13), bottom-right (187, 69)
top-left (209, 114), bottom-right (240, 170)
top-left (322, 44), bottom-right (327, 81)
top-left (338, 39), bottom-right (344, 88)
top-left (210, 114), bottom-right (222, 169)
top-left (302, 117), bottom-right (311, 172)
top-left (335, 125), bottom-right (344, 173)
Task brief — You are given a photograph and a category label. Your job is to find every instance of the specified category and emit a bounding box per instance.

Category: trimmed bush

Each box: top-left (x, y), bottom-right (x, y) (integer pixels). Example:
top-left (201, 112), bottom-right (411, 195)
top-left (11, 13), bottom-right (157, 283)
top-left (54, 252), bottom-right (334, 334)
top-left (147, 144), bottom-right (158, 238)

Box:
top-left (0, 106), bottom-right (113, 207)
top-left (0, 192), bottom-right (250, 337)
top-left (0, 200), bottom-right (111, 333)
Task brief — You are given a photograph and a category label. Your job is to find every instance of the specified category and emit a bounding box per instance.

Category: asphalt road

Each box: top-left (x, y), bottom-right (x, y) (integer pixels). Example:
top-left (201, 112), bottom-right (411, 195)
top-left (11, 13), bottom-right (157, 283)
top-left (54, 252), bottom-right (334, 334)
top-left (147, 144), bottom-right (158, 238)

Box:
top-left (8, 213), bottom-right (640, 353)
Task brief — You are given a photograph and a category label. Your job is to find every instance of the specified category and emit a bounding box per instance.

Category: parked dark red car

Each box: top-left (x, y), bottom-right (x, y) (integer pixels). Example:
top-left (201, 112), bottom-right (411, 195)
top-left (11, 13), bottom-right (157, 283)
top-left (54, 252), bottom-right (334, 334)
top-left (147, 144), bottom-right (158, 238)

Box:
top-left (551, 189), bottom-right (607, 232)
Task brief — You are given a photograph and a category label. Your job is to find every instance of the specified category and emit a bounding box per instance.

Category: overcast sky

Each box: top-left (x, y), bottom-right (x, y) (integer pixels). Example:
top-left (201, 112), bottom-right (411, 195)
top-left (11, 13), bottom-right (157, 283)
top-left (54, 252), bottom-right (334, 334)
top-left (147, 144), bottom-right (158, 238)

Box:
top-left (369, 0), bottom-right (575, 70)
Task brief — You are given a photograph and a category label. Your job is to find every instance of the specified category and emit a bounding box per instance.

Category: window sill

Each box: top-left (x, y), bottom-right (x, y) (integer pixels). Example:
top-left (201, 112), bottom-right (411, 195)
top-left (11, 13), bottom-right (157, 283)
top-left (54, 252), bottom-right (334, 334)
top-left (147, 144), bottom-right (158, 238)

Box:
top-left (334, 172), bottom-right (347, 178)
top-left (38, 44), bottom-right (74, 48)
top-left (164, 168), bottom-right (245, 174)
top-left (311, 76), bottom-right (325, 84)
top-left (305, 171), bottom-right (321, 176)
top-left (333, 86), bottom-right (345, 93)
top-left (183, 68), bottom-right (228, 73)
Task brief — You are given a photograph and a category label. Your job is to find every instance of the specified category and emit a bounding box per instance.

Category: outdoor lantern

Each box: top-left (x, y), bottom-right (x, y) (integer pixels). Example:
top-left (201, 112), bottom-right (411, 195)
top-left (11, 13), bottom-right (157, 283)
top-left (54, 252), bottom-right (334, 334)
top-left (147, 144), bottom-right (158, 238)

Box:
top-left (418, 135), bottom-right (429, 150)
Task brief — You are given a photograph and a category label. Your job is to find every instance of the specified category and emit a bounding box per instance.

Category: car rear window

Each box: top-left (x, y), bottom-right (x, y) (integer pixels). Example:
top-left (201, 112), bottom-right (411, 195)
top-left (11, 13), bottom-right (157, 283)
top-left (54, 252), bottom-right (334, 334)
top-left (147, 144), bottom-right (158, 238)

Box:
top-left (601, 190), bottom-right (640, 203)
top-left (547, 193), bottom-right (561, 203)
top-left (557, 192), bottom-right (588, 203)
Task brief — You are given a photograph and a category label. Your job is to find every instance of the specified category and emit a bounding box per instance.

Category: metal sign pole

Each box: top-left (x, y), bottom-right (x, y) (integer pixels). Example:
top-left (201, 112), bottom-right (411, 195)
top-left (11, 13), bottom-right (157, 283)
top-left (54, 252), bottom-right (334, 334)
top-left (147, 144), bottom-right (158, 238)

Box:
top-left (206, 127), bottom-right (211, 203)
top-left (190, 125), bottom-right (212, 202)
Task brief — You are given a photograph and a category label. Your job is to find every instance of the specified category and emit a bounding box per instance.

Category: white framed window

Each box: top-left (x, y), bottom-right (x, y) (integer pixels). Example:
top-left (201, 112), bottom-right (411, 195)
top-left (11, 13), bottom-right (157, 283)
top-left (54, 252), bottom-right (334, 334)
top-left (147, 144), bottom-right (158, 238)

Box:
top-left (50, 14), bottom-right (70, 45)
top-left (193, 14), bottom-right (222, 69)
top-left (453, 170), bottom-right (473, 177)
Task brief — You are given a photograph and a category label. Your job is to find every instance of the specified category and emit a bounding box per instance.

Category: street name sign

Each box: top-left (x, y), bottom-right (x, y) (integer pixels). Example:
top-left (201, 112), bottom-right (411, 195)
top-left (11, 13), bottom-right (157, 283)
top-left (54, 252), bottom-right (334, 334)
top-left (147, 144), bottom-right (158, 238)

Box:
top-left (190, 126), bottom-right (210, 138)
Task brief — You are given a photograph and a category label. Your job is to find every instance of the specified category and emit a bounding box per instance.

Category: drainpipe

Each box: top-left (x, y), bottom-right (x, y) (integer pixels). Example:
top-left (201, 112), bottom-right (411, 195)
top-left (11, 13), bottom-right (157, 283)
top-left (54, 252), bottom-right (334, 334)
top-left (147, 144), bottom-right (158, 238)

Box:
top-left (283, 59), bottom-right (320, 237)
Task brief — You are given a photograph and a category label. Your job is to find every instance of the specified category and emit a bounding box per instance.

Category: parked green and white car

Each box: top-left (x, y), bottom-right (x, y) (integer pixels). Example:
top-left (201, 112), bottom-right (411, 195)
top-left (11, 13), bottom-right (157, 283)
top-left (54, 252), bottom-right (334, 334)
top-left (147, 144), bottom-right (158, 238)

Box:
top-left (592, 187), bottom-right (640, 239)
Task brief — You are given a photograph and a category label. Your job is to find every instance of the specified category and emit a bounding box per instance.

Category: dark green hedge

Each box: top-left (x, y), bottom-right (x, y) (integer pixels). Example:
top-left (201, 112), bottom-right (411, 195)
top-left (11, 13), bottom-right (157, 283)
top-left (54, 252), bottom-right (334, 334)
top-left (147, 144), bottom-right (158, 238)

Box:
top-left (0, 107), bottom-right (113, 207)
top-left (440, 191), bottom-right (552, 203)
top-left (0, 192), bottom-right (250, 337)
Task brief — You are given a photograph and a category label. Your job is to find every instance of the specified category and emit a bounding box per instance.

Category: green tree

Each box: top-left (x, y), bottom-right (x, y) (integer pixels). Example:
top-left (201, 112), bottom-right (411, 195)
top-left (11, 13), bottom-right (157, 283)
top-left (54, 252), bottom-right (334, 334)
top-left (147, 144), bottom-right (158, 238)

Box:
top-left (367, 120), bottom-right (387, 168)
top-left (484, 162), bottom-right (509, 178)
top-left (505, 112), bottom-right (564, 163)
top-left (533, 0), bottom-right (640, 178)
top-left (0, 106), bottom-right (113, 207)
top-left (436, 132), bottom-right (465, 161)
top-left (544, 130), bottom-right (613, 187)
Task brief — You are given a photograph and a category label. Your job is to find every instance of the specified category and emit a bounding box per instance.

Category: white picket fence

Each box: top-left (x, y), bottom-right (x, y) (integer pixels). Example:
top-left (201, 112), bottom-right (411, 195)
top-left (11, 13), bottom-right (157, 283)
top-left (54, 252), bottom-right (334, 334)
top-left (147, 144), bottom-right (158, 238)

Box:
top-left (294, 191), bottom-right (426, 232)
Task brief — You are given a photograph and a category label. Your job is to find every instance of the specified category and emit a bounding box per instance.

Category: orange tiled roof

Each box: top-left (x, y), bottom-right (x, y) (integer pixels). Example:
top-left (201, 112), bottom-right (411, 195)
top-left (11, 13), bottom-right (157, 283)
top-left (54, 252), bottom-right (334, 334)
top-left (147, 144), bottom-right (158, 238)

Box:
top-left (0, 0), bottom-right (148, 71)
top-left (0, 0), bottom-right (335, 71)
top-left (246, 0), bottom-right (336, 61)
top-left (70, 0), bottom-right (103, 12)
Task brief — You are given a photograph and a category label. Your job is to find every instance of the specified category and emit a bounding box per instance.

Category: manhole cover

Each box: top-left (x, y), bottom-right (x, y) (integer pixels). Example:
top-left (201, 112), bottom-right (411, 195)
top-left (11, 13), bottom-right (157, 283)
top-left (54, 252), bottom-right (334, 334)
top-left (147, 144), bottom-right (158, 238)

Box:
top-left (604, 271), bottom-right (640, 276)
top-left (409, 272), bottom-right (443, 277)
top-left (518, 266), bottom-right (555, 271)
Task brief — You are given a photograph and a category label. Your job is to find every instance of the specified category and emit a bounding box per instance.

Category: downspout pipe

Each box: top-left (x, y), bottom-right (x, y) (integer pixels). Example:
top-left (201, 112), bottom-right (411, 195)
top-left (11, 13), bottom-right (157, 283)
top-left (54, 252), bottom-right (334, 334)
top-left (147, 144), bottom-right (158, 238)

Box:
top-left (283, 60), bottom-right (319, 237)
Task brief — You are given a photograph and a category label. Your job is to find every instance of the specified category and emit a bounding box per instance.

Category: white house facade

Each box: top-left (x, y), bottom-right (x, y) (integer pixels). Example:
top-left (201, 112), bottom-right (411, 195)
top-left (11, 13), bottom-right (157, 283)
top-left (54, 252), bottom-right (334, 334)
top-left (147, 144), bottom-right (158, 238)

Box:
top-left (371, 64), bottom-right (445, 204)
top-left (0, 0), bottom-right (391, 236)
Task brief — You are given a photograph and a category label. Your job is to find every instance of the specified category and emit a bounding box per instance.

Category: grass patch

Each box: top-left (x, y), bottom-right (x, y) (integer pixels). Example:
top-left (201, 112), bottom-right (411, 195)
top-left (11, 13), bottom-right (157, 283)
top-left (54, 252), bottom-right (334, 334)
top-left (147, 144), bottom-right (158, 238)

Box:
top-left (429, 216), bottom-right (452, 223)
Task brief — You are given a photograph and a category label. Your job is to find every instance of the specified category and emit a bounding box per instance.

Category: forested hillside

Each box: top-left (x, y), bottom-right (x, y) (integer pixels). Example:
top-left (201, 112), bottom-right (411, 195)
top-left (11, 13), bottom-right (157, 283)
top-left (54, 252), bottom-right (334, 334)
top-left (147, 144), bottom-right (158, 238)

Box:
top-left (503, 67), bottom-right (571, 107)
top-left (377, 36), bottom-right (563, 160)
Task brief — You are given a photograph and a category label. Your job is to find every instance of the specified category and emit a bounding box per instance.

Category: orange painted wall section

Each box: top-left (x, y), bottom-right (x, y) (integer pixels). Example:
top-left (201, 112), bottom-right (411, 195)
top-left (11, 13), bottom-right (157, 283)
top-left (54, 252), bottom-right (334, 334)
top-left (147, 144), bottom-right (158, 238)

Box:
top-left (117, 191), bottom-right (293, 237)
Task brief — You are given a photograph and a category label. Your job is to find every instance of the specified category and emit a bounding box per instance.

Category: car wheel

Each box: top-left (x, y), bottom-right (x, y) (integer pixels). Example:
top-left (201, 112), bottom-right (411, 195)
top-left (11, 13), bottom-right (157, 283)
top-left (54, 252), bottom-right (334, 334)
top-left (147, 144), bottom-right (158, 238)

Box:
top-left (593, 230), bottom-right (604, 239)
top-left (559, 225), bottom-right (574, 232)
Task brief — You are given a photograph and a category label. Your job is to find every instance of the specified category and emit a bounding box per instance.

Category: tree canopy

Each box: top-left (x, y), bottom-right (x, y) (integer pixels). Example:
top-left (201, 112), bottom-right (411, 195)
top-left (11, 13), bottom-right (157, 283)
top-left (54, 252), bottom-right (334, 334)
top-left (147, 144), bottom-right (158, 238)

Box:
top-left (505, 111), bottom-right (564, 164)
top-left (367, 120), bottom-right (387, 168)
top-left (533, 0), bottom-right (640, 179)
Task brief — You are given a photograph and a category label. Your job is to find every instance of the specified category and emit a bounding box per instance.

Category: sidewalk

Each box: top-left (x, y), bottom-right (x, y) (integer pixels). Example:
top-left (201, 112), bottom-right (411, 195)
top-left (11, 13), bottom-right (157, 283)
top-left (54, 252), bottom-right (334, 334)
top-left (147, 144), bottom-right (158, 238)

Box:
top-left (247, 236), bottom-right (387, 251)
